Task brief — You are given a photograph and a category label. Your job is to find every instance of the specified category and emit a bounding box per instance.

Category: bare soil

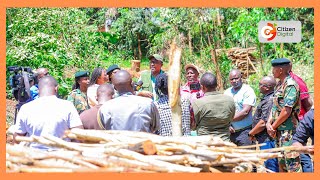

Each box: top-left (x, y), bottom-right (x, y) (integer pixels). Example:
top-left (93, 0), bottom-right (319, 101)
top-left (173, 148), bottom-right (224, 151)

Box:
top-left (6, 99), bottom-right (17, 126)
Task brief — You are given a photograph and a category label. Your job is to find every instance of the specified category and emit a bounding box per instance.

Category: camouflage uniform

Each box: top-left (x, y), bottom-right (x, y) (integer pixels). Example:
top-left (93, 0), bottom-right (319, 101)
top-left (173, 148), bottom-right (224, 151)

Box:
top-left (271, 75), bottom-right (302, 172)
top-left (67, 89), bottom-right (89, 114)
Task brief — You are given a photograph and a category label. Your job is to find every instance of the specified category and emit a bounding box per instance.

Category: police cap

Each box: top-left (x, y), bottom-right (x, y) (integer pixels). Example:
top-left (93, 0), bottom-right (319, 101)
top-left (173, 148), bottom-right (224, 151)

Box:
top-left (271, 58), bottom-right (291, 67)
top-left (75, 71), bottom-right (90, 78)
top-left (106, 64), bottom-right (120, 75)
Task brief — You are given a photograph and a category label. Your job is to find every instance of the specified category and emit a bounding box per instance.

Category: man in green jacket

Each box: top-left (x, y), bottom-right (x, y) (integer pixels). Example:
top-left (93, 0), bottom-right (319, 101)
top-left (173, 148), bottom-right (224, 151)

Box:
top-left (137, 54), bottom-right (164, 101)
top-left (192, 72), bottom-right (235, 141)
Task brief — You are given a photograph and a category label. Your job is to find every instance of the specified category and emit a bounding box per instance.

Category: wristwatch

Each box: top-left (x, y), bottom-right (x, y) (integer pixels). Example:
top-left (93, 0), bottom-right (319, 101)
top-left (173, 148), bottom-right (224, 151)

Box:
top-left (248, 133), bottom-right (255, 138)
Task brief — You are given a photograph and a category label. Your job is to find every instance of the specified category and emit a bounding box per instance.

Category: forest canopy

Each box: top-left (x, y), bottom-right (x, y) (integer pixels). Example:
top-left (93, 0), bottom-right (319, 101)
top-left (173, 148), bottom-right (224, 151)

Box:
top-left (6, 8), bottom-right (314, 97)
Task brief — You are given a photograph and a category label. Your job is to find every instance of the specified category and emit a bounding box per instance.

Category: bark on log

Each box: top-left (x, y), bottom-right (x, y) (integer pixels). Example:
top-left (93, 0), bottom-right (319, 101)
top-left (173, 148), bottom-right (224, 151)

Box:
top-left (168, 40), bottom-right (182, 136)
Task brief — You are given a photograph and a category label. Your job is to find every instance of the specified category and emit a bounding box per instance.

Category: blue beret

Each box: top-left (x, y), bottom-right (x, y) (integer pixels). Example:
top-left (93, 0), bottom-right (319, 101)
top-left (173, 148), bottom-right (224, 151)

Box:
top-left (106, 64), bottom-right (120, 75)
top-left (75, 71), bottom-right (90, 78)
top-left (271, 58), bottom-right (291, 67)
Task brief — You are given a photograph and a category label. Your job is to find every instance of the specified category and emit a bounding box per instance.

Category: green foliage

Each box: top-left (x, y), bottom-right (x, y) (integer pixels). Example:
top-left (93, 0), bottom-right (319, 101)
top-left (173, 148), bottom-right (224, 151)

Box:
top-left (110, 8), bottom-right (160, 60)
top-left (6, 8), bottom-right (114, 98)
top-left (6, 8), bottom-right (314, 99)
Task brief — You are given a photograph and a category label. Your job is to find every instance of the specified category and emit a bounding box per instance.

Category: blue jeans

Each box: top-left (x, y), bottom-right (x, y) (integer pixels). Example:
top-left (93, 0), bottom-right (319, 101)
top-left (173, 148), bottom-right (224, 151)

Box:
top-left (260, 140), bottom-right (279, 172)
top-left (300, 153), bottom-right (313, 172)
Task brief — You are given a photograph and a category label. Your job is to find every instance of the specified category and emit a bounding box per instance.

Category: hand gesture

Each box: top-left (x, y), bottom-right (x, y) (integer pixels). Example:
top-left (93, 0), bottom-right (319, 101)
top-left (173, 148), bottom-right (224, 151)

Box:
top-left (137, 91), bottom-right (153, 99)
top-left (229, 126), bottom-right (235, 134)
top-left (266, 122), bottom-right (276, 138)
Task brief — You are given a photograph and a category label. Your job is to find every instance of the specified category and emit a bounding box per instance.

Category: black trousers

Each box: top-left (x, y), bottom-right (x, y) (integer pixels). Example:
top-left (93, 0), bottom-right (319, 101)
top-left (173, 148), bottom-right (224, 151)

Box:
top-left (230, 127), bottom-right (253, 146)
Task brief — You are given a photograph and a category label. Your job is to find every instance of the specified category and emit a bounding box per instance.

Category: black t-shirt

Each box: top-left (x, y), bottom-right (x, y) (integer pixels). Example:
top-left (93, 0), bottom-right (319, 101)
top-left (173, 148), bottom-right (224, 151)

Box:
top-left (252, 92), bottom-right (274, 143)
top-left (293, 109), bottom-right (314, 145)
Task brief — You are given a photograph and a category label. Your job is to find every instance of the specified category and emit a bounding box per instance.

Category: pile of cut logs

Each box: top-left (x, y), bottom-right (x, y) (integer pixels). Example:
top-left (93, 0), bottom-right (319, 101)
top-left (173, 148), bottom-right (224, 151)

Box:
top-left (6, 129), bottom-right (309, 173)
top-left (217, 47), bottom-right (259, 80)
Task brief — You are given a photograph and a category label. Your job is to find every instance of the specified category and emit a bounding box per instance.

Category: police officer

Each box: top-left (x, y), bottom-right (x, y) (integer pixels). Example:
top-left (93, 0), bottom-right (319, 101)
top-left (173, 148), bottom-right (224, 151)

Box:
top-left (67, 71), bottom-right (90, 114)
top-left (266, 58), bottom-right (302, 172)
top-left (106, 64), bottom-right (121, 82)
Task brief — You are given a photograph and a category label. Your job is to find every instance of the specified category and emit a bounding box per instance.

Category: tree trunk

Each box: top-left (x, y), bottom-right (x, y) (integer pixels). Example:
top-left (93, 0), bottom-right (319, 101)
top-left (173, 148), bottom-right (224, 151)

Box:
top-left (168, 40), bottom-right (182, 136)
top-left (280, 43), bottom-right (284, 57)
top-left (207, 34), bottom-right (224, 91)
top-left (246, 53), bottom-right (249, 78)
top-left (216, 9), bottom-right (225, 41)
top-left (188, 30), bottom-right (193, 55)
top-left (212, 11), bottom-right (220, 49)
top-left (199, 25), bottom-right (203, 60)
top-left (137, 33), bottom-right (142, 60)
top-left (258, 43), bottom-right (264, 75)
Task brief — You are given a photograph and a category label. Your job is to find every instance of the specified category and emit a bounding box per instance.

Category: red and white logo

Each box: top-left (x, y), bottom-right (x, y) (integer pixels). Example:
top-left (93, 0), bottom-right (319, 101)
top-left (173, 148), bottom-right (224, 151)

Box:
top-left (261, 23), bottom-right (277, 41)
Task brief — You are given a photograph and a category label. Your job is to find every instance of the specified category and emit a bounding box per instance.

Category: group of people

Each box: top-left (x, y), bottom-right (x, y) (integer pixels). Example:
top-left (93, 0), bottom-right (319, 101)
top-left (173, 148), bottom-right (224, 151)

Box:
top-left (12, 54), bottom-right (314, 173)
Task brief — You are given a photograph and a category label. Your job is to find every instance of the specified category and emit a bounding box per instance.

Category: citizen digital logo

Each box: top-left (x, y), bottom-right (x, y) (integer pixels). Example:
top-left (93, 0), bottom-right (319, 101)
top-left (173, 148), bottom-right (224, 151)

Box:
top-left (259, 21), bottom-right (301, 43)
top-left (277, 27), bottom-right (296, 31)
top-left (277, 26), bottom-right (296, 37)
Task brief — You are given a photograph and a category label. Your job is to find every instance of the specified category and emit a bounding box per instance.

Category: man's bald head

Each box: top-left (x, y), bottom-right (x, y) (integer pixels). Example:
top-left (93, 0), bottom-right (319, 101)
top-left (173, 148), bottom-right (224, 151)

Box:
top-left (38, 75), bottom-right (58, 96)
top-left (111, 70), bottom-right (133, 93)
top-left (259, 76), bottom-right (276, 95)
top-left (262, 76), bottom-right (276, 88)
top-left (97, 84), bottom-right (114, 103)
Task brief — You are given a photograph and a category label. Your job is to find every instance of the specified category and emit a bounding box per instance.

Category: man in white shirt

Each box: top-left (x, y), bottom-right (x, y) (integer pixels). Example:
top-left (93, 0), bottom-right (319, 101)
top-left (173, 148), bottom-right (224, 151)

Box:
top-left (13, 76), bottom-right (83, 150)
top-left (224, 69), bottom-right (256, 146)
top-left (98, 70), bottom-right (160, 133)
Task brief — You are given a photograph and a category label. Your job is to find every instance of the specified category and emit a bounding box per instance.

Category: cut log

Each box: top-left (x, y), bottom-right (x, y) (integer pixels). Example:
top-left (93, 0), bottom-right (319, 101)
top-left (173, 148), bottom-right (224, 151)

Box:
top-left (131, 60), bottom-right (141, 72)
top-left (128, 140), bottom-right (157, 155)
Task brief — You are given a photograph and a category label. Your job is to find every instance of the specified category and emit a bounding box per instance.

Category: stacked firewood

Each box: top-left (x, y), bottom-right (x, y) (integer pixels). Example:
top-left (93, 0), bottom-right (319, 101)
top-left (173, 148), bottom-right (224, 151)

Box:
top-left (228, 47), bottom-right (258, 79)
top-left (6, 129), bottom-right (309, 173)
top-left (217, 47), bottom-right (258, 80)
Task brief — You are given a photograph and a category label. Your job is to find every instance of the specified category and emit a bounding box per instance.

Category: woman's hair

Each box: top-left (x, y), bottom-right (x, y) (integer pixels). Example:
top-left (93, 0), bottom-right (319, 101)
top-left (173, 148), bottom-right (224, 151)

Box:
top-left (72, 77), bottom-right (81, 90)
top-left (89, 67), bottom-right (104, 86)
top-left (155, 73), bottom-right (168, 98)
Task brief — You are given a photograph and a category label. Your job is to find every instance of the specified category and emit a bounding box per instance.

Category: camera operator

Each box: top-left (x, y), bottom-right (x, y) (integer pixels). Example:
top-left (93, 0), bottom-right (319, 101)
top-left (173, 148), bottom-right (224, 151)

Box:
top-left (180, 64), bottom-right (204, 131)
top-left (30, 68), bottom-right (49, 100)
top-left (180, 64), bottom-right (204, 103)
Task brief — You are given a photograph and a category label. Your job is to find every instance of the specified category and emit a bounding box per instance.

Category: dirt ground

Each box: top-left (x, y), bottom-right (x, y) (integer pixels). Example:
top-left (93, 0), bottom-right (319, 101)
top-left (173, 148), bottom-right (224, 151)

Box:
top-left (6, 99), bottom-right (17, 126)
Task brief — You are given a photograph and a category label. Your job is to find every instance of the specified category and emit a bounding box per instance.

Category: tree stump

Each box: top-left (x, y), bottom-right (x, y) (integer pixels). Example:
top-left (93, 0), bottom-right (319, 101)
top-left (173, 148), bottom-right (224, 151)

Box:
top-left (131, 60), bottom-right (141, 72)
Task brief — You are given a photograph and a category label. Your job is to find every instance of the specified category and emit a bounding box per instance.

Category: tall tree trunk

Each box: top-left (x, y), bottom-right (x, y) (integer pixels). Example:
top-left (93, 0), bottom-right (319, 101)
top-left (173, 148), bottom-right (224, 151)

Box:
top-left (246, 53), bottom-right (249, 78)
top-left (207, 34), bottom-right (224, 91)
top-left (200, 24), bottom-right (204, 60)
top-left (132, 35), bottom-right (137, 59)
top-left (216, 9), bottom-right (225, 41)
top-left (188, 30), bottom-right (193, 56)
top-left (258, 43), bottom-right (264, 75)
top-left (280, 43), bottom-right (284, 57)
top-left (137, 33), bottom-right (142, 60)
